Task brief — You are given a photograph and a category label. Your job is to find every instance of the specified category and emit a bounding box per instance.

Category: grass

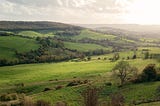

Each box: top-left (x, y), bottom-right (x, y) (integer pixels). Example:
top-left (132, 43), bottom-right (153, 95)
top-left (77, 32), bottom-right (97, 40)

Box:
top-left (138, 101), bottom-right (160, 106)
top-left (18, 31), bottom-right (55, 37)
top-left (0, 57), bottom-right (159, 105)
top-left (121, 82), bottom-right (160, 103)
top-left (0, 61), bottom-right (114, 86)
top-left (0, 34), bottom-right (159, 106)
top-left (0, 36), bottom-right (40, 60)
top-left (64, 41), bottom-right (111, 52)
top-left (72, 30), bottom-right (117, 40)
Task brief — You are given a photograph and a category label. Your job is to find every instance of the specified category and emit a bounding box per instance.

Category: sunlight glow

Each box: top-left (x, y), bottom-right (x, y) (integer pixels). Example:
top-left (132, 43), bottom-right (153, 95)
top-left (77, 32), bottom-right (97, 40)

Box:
top-left (124, 0), bottom-right (160, 24)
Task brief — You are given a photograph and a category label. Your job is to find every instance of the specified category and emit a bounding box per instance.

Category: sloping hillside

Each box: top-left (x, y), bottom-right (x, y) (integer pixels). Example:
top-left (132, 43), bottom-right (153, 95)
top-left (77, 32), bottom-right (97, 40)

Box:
top-left (0, 21), bottom-right (82, 31)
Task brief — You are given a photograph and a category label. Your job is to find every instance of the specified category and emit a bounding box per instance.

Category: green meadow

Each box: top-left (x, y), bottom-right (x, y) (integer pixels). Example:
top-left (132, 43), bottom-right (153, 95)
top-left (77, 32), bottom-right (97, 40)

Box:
top-left (18, 31), bottom-right (55, 37)
top-left (72, 30), bottom-right (116, 40)
top-left (0, 57), bottom-right (159, 105)
top-left (0, 36), bottom-right (40, 61)
top-left (64, 41), bottom-right (111, 52)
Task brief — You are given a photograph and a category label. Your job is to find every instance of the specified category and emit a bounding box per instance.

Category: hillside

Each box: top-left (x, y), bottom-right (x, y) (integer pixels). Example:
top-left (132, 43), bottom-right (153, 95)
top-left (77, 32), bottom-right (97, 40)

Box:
top-left (0, 21), bottom-right (160, 106)
top-left (0, 21), bottom-right (143, 66)
top-left (0, 36), bottom-right (40, 61)
top-left (0, 21), bottom-right (82, 31)
top-left (77, 24), bottom-right (160, 39)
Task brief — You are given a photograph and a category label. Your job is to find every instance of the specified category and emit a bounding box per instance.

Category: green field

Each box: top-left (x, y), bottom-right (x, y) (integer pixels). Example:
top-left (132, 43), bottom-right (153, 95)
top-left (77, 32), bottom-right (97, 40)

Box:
top-left (0, 57), bottom-right (159, 105)
top-left (64, 41), bottom-right (111, 52)
top-left (72, 30), bottom-right (116, 40)
top-left (19, 31), bottom-right (55, 37)
top-left (0, 28), bottom-right (160, 106)
top-left (0, 36), bottom-right (40, 60)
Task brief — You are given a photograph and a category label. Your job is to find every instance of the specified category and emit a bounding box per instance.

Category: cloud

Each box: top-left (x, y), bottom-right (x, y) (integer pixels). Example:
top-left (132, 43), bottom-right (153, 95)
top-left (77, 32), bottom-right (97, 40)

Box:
top-left (0, 0), bottom-right (135, 24)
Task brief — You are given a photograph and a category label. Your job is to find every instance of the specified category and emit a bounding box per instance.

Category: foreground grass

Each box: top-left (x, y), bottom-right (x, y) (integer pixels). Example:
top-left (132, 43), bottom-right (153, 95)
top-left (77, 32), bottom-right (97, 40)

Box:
top-left (0, 58), bottom-right (159, 105)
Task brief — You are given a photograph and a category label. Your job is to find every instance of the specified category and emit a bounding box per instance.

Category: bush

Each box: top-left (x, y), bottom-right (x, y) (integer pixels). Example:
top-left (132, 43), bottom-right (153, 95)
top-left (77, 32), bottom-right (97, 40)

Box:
top-left (110, 93), bottom-right (125, 106)
top-left (36, 100), bottom-right (51, 106)
top-left (132, 64), bottom-right (157, 83)
top-left (82, 87), bottom-right (99, 106)
top-left (140, 64), bottom-right (157, 82)
top-left (105, 82), bottom-right (112, 86)
top-left (67, 80), bottom-right (88, 87)
top-left (156, 74), bottom-right (160, 81)
top-left (55, 85), bottom-right (63, 90)
top-left (0, 93), bottom-right (18, 102)
top-left (43, 88), bottom-right (52, 92)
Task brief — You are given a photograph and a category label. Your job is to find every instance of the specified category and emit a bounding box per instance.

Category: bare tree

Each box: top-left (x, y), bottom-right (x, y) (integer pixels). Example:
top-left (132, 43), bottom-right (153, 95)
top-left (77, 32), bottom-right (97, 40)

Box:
top-left (112, 61), bottom-right (137, 86)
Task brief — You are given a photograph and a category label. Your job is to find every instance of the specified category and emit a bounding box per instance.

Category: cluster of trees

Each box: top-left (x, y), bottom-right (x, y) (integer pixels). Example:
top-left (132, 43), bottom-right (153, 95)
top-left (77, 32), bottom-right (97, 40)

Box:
top-left (132, 64), bottom-right (160, 83)
top-left (0, 31), bottom-right (15, 36)
top-left (78, 38), bottom-right (134, 51)
top-left (16, 37), bottom-right (84, 64)
top-left (84, 49), bottom-right (110, 56)
top-left (113, 61), bottom-right (160, 86)
top-left (55, 30), bottom-right (81, 37)
top-left (0, 59), bottom-right (19, 66)
top-left (142, 50), bottom-right (160, 61)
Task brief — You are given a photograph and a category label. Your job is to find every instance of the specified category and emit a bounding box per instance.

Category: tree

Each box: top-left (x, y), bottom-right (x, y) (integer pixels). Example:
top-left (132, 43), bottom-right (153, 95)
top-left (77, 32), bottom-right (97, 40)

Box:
top-left (113, 53), bottom-right (120, 61)
top-left (140, 64), bottom-right (157, 82)
top-left (112, 61), bottom-right (135, 86)
top-left (144, 51), bottom-right (149, 59)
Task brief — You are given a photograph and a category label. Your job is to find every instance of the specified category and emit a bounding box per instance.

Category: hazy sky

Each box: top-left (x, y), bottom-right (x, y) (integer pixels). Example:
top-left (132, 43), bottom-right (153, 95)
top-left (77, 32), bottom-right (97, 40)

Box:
top-left (0, 0), bottom-right (160, 24)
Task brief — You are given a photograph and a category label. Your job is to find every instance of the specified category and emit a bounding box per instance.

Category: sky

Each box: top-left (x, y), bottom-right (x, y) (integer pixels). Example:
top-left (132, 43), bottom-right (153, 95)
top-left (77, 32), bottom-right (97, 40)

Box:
top-left (0, 0), bottom-right (160, 24)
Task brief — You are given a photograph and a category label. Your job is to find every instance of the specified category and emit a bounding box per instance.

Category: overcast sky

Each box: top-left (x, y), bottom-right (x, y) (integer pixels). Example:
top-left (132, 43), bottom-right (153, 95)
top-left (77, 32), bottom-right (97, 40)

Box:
top-left (0, 0), bottom-right (160, 24)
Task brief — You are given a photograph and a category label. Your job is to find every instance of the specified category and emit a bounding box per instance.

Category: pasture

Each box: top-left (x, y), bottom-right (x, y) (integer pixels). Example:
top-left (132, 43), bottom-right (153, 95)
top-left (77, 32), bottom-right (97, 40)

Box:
top-left (0, 36), bottom-right (40, 61)
top-left (0, 58), bottom-right (159, 105)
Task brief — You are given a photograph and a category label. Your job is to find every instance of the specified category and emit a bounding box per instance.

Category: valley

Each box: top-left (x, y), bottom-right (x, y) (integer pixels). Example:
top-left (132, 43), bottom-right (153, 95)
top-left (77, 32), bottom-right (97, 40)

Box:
top-left (0, 21), bottom-right (160, 106)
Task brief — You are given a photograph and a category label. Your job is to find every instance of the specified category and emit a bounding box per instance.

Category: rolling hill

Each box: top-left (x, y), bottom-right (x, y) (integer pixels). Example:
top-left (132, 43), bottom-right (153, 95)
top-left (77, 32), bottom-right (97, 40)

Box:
top-left (0, 21), bottom-right (160, 106)
top-left (0, 21), bottom-right (83, 31)
top-left (0, 21), bottom-right (141, 66)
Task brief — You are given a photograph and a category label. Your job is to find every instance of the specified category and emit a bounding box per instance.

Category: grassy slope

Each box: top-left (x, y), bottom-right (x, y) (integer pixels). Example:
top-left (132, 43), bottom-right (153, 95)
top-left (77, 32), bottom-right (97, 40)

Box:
top-left (64, 41), bottom-right (111, 52)
top-left (92, 47), bottom-right (160, 60)
top-left (0, 36), bottom-right (40, 60)
top-left (72, 30), bottom-right (116, 40)
top-left (0, 58), bottom-right (159, 105)
top-left (18, 31), bottom-right (55, 37)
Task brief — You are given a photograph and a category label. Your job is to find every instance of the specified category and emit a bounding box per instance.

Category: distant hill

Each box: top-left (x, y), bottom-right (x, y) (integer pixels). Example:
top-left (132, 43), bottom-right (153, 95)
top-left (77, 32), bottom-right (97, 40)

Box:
top-left (0, 21), bottom-right (83, 31)
top-left (77, 24), bottom-right (160, 39)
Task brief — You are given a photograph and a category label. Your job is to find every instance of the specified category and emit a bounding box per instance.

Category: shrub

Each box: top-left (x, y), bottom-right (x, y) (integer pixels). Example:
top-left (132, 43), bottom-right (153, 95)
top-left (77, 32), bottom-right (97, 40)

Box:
top-left (140, 64), bottom-right (157, 82)
top-left (110, 93), bottom-right (125, 106)
top-left (156, 74), bottom-right (160, 81)
top-left (43, 88), bottom-right (52, 92)
top-left (67, 80), bottom-right (88, 87)
top-left (105, 82), bottom-right (112, 86)
top-left (0, 93), bottom-right (17, 102)
top-left (36, 100), bottom-right (51, 106)
top-left (55, 85), bottom-right (63, 90)
top-left (10, 93), bottom-right (18, 100)
top-left (132, 54), bottom-right (136, 59)
top-left (132, 64), bottom-right (157, 83)
top-left (82, 87), bottom-right (99, 106)
top-left (67, 81), bottom-right (79, 87)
